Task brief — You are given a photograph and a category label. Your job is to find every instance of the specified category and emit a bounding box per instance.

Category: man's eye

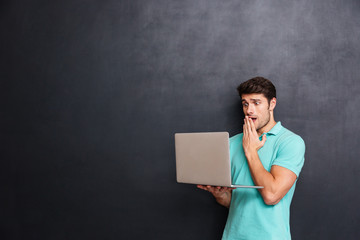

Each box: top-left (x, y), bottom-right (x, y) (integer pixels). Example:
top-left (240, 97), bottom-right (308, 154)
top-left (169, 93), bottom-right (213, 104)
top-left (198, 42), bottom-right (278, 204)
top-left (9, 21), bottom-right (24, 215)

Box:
top-left (242, 103), bottom-right (248, 107)
top-left (255, 102), bottom-right (260, 105)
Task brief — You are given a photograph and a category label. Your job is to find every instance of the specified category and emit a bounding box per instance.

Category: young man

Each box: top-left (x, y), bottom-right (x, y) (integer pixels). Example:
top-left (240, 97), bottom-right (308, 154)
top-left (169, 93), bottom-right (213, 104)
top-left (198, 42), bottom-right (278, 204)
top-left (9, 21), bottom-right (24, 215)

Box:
top-left (198, 77), bottom-right (305, 240)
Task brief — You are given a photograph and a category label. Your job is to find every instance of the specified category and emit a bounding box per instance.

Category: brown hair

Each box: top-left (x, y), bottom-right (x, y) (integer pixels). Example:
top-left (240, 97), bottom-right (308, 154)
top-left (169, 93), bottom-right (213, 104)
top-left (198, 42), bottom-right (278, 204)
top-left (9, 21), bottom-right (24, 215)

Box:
top-left (237, 76), bottom-right (276, 103)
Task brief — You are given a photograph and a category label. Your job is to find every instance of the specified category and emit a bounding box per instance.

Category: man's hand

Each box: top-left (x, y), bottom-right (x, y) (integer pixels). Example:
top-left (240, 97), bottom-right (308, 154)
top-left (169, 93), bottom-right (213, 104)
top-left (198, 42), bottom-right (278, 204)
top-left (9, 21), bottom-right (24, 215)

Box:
top-left (242, 116), bottom-right (266, 155)
top-left (197, 185), bottom-right (234, 198)
top-left (197, 185), bottom-right (234, 208)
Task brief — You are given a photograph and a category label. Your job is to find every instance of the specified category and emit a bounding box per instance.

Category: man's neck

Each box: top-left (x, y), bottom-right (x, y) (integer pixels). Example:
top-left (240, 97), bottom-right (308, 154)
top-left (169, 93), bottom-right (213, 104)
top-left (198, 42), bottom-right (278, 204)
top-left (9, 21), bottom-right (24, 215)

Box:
top-left (257, 119), bottom-right (277, 137)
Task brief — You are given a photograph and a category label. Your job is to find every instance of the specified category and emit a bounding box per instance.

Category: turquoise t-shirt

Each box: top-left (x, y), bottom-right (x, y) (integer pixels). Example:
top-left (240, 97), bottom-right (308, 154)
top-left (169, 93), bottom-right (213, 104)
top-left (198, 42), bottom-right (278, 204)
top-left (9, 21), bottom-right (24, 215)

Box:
top-left (222, 122), bottom-right (305, 240)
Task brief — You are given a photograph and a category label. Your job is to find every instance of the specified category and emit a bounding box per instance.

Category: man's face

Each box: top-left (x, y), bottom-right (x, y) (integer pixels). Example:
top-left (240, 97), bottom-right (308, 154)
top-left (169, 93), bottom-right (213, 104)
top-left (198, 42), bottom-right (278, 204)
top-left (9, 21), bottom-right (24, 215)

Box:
top-left (241, 93), bottom-right (276, 132)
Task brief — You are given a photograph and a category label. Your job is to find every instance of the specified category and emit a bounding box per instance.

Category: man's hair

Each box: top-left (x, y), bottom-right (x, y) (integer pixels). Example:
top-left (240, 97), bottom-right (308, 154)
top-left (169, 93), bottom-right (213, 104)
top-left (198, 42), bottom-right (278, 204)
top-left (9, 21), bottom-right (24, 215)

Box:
top-left (237, 76), bottom-right (276, 103)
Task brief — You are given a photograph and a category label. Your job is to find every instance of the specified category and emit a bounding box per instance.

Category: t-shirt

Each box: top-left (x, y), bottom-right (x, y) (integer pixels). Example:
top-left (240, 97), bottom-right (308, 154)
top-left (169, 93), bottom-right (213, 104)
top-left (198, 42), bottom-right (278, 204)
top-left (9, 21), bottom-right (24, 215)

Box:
top-left (222, 122), bottom-right (305, 240)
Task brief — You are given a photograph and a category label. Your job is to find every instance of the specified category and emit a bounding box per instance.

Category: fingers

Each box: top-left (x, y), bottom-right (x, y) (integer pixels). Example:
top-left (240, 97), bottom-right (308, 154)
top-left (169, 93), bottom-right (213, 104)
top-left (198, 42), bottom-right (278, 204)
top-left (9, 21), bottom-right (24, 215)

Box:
top-left (217, 186), bottom-right (225, 193)
top-left (197, 185), bottom-right (215, 192)
top-left (246, 117), bottom-right (252, 133)
top-left (218, 187), bottom-right (231, 193)
top-left (209, 186), bottom-right (222, 193)
top-left (197, 185), bottom-right (213, 192)
top-left (244, 116), bottom-right (252, 135)
top-left (244, 116), bottom-right (259, 136)
top-left (248, 117), bottom-right (255, 134)
top-left (197, 185), bottom-right (233, 193)
top-left (249, 116), bottom-right (256, 131)
top-left (243, 118), bottom-right (248, 136)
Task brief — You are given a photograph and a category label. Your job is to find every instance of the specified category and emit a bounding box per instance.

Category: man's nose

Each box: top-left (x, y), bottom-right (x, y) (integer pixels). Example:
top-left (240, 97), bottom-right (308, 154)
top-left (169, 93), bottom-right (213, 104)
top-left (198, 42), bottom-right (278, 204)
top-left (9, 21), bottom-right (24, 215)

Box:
top-left (246, 105), bottom-right (254, 115)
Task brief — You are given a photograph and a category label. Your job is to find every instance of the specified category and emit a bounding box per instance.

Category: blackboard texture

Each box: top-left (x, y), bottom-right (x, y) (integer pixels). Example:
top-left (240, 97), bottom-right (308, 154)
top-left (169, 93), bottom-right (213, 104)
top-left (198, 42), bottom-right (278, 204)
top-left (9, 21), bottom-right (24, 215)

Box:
top-left (1, 0), bottom-right (360, 239)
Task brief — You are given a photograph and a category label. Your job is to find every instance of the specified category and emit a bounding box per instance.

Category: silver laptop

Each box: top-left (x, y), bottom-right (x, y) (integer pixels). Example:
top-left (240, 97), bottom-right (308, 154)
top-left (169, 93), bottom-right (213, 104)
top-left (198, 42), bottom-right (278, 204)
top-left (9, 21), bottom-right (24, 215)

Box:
top-left (175, 132), bottom-right (263, 188)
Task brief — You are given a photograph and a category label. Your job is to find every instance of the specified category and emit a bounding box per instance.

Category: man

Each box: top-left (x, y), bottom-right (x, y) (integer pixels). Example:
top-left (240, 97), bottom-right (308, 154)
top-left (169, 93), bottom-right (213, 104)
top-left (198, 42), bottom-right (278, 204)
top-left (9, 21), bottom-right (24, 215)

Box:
top-left (198, 77), bottom-right (305, 240)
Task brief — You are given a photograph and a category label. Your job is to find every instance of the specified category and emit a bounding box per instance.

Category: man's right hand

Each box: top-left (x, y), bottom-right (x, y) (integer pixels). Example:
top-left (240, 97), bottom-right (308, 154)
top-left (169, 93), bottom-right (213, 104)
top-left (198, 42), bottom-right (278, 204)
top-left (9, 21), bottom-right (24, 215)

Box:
top-left (197, 185), bottom-right (234, 197)
top-left (197, 185), bottom-right (234, 208)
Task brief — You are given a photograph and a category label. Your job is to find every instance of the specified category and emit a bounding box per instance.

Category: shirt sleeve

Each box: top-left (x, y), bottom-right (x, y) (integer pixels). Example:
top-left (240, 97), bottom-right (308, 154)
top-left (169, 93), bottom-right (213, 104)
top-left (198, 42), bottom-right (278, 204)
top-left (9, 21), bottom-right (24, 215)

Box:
top-left (272, 134), bottom-right (305, 177)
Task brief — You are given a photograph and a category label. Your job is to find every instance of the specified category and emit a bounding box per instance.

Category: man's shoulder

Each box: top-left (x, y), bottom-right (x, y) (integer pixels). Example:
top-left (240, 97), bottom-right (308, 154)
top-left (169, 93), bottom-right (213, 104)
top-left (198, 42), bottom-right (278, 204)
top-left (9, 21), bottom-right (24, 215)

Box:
top-left (277, 125), bottom-right (305, 148)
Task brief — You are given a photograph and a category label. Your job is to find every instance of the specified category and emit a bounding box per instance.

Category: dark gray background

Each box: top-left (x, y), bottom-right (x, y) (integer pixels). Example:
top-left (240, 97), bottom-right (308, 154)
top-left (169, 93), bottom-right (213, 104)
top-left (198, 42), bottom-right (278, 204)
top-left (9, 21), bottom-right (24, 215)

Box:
top-left (1, 0), bottom-right (360, 239)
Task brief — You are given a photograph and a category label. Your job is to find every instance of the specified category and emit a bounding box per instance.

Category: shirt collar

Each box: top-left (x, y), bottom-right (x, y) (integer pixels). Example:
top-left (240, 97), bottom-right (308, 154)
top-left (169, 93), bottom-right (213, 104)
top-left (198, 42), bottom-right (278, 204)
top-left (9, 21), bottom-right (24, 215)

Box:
top-left (266, 121), bottom-right (283, 136)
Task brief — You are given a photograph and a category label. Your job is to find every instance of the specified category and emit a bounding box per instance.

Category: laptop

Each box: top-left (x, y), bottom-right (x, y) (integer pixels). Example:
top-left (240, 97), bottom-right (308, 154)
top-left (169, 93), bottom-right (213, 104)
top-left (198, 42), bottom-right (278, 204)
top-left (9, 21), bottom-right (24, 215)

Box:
top-left (175, 132), bottom-right (263, 188)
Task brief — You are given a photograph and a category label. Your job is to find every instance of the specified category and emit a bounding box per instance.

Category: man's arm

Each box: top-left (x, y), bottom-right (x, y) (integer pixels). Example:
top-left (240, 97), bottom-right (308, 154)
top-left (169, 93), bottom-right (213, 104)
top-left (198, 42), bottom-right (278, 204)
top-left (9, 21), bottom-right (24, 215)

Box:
top-left (243, 117), bottom-right (297, 205)
top-left (245, 153), bottom-right (297, 205)
top-left (197, 185), bottom-right (234, 208)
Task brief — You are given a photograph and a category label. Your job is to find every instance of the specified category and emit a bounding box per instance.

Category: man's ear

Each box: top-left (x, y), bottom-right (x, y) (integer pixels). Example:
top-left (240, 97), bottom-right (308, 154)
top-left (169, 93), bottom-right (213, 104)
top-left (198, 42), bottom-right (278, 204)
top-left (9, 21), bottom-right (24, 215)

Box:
top-left (269, 97), bottom-right (276, 111)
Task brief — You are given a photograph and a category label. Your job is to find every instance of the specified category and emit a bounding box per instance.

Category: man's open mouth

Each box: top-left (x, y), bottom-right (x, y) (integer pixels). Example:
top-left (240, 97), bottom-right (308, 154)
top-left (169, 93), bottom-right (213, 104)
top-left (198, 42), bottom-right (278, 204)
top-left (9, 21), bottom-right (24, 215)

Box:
top-left (248, 117), bottom-right (257, 122)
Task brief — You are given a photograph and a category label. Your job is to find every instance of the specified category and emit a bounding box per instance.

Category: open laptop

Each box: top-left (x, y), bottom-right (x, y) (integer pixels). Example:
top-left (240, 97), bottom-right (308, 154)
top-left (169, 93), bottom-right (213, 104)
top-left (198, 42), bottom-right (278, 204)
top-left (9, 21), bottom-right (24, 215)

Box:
top-left (175, 132), bottom-right (263, 188)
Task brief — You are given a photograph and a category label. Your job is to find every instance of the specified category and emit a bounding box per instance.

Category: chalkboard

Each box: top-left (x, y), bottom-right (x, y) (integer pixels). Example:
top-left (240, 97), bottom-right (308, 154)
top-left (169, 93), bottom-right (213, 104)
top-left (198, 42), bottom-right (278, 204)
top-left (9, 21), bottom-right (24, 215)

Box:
top-left (1, 0), bottom-right (360, 239)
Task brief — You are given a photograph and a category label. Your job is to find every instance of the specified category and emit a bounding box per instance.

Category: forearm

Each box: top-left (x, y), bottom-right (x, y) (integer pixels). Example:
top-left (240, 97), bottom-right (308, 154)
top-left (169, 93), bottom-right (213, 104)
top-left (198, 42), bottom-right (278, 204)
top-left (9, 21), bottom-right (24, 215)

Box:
top-left (245, 150), bottom-right (279, 205)
top-left (215, 191), bottom-right (232, 208)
